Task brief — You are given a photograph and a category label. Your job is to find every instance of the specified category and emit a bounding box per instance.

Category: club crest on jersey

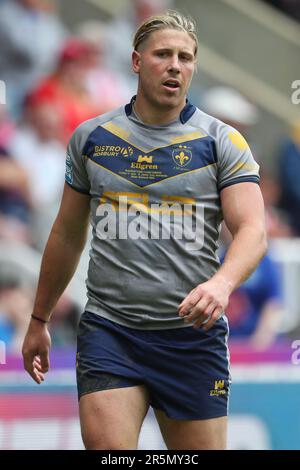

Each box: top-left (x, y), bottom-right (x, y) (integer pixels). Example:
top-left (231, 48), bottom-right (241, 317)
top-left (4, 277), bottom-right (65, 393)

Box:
top-left (172, 145), bottom-right (192, 167)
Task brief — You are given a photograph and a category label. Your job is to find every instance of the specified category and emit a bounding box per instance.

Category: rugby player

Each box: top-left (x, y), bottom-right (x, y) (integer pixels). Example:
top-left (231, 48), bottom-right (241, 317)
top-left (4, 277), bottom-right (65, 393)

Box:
top-left (22, 10), bottom-right (267, 450)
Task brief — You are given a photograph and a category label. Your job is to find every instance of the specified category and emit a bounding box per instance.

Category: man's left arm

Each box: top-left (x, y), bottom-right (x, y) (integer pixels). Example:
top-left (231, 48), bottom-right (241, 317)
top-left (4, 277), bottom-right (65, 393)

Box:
top-left (178, 182), bottom-right (267, 330)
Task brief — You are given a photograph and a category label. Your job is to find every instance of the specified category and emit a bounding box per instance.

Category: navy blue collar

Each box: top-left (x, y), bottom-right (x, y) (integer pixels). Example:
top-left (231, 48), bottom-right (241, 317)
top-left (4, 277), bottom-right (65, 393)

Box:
top-left (125, 95), bottom-right (196, 124)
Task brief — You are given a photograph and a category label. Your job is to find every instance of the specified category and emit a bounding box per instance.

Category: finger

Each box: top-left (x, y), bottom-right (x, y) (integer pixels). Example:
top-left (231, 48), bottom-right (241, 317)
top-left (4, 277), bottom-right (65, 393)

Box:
top-left (33, 360), bottom-right (43, 371)
top-left (31, 367), bottom-right (45, 384)
top-left (23, 351), bottom-right (44, 384)
top-left (27, 365), bottom-right (43, 384)
top-left (193, 311), bottom-right (214, 328)
top-left (178, 289), bottom-right (202, 316)
top-left (190, 314), bottom-right (207, 328)
top-left (34, 368), bottom-right (45, 382)
top-left (191, 302), bottom-right (216, 328)
top-left (34, 356), bottom-right (46, 373)
top-left (185, 298), bottom-right (214, 323)
top-left (184, 295), bottom-right (216, 323)
top-left (178, 288), bottom-right (196, 308)
top-left (184, 310), bottom-right (207, 325)
top-left (23, 351), bottom-right (36, 376)
top-left (201, 307), bottom-right (223, 331)
top-left (39, 351), bottom-right (50, 373)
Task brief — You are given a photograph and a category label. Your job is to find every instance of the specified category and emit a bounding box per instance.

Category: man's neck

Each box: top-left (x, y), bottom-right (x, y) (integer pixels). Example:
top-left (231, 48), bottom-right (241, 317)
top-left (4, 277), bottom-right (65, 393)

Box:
top-left (133, 95), bottom-right (186, 126)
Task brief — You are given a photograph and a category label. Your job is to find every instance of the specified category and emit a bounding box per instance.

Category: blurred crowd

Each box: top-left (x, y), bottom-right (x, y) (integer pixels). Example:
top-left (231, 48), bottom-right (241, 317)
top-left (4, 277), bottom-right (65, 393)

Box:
top-left (262, 0), bottom-right (300, 22)
top-left (0, 0), bottom-right (299, 353)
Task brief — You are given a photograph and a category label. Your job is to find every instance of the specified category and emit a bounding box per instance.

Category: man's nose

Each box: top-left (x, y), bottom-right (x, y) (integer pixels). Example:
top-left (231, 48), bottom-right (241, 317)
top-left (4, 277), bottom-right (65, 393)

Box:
top-left (167, 55), bottom-right (180, 73)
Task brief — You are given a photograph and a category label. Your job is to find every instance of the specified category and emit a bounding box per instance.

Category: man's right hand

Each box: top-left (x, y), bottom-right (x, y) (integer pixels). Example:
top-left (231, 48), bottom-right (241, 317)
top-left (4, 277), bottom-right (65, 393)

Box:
top-left (22, 319), bottom-right (51, 384)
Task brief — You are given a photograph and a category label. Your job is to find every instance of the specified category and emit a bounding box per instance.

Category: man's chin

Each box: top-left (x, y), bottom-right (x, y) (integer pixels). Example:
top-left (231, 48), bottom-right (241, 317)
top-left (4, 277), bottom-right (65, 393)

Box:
top-left (156, 95), bottom-right (184, 110)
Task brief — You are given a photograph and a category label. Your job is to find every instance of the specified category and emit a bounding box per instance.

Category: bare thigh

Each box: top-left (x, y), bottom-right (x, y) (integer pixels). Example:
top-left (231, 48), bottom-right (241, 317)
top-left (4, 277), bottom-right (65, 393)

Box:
top-left (79, 385), bottom-right (150, 450)
top-left (154, 409), bottom-right (227, 450)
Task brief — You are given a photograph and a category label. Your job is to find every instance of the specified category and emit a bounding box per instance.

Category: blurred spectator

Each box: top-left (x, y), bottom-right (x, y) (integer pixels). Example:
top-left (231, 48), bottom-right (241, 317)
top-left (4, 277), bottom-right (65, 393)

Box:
top-left (7, 98), bottom-right (66, 249)
top-left (28, 37), bottom-right (103, 143)
top-left (226, 254), bottom-right (283, 349)
top-left (105, 0), bottom-right (172, 94)
top-left (0, 146), bottom-right (32, 243)
top-left (260, 170), bottom-right (293, 238)
top-left (202, 86), bottom-right (259, 132)
top-left (49, 295), bottom-right (80, 347)
top-left (0, 281), bottom-right (79, 352)
top-left (8, 100), bottom-right (65, 208)
top-left (262, 0), bottom-right (300, 22)
top-left (0, 0), bottom-right (67, 118)
top-left (221, 226), bottom-right (284, 350)
top-left (0, 281), bottom-right (32, 354)
top-left (278, 120), bottom-right (300, 236)
top-left (76, 20), bottom-right (132, 109)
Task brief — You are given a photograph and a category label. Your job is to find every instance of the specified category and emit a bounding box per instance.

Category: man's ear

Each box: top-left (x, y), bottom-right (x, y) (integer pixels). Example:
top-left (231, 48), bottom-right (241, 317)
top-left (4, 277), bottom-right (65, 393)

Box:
top-left (132, 50), bottom-right (141, 74)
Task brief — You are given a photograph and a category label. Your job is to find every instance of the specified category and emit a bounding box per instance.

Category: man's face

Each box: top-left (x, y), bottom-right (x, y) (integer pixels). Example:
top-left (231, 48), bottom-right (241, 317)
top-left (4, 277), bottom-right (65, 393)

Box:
top-left (132, 28), bottom-right (196, 111)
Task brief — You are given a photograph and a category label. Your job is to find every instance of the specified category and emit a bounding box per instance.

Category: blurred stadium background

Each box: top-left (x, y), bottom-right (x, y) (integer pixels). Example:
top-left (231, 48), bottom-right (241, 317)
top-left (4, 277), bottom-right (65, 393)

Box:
top-left (0, 0), bottom-right (300, 450)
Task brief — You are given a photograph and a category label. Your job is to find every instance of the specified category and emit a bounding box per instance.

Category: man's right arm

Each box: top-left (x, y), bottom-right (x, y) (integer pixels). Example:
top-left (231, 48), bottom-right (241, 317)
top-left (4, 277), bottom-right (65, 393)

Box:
top-left (22, 183), bottom-right (91, 383)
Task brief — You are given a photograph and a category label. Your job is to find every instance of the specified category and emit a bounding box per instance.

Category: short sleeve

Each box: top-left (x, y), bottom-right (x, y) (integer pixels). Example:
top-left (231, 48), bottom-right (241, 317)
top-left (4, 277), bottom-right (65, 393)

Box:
top-left (217, 125), bottom-right (260, 191)
top-left (65, 124), bottom-right (91, 194)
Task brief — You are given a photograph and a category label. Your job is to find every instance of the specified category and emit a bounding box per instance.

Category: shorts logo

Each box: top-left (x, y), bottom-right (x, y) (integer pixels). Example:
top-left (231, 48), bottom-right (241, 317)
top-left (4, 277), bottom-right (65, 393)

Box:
top-left (209, 380), bottom-right (227, 396)
top-left (93, 145), bottom-right (133, 157)
top-left (172, 145), bottom-right (192, 167)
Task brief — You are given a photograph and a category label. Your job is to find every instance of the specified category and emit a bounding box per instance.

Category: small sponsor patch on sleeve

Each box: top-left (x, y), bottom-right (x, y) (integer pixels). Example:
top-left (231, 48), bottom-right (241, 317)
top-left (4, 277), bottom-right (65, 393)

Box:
top-left (65, 153), bottom-right (73, 184)
top-left (228, 130), bottom-right (249, 151)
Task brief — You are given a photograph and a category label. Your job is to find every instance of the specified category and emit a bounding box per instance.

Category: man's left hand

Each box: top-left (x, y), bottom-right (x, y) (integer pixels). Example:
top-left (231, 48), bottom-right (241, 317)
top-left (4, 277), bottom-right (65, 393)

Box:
top-left (178, 276), bottom-right (232, 331)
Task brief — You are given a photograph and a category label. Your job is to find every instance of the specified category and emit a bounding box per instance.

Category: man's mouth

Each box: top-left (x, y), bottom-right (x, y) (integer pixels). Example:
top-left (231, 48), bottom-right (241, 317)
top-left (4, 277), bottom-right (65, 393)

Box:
top-left (162, 80), bottom-right (180, 90)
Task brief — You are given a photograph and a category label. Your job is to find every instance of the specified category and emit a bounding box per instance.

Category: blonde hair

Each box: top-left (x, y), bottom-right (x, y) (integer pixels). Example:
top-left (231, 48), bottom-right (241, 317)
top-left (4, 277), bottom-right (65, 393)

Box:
top-left (133, 10), bottom-right (198, 57)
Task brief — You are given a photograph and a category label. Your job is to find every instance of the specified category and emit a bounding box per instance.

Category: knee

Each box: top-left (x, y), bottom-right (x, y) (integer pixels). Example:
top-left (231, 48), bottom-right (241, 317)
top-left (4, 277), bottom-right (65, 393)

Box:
top-left (82, 434), bottom-right (135, 450)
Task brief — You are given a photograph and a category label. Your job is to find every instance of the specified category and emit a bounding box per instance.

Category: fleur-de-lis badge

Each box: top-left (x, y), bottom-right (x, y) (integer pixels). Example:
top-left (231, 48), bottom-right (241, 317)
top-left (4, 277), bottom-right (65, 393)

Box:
top-left (176, 151), bottom-right (189, 166)
top-left (172, 146), bottom-right (192, 167)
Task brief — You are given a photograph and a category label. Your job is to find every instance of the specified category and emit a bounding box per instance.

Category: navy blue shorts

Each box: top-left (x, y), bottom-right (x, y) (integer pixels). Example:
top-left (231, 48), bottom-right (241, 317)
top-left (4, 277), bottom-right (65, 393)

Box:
top-left (76, 311), bottom-right (231, 420)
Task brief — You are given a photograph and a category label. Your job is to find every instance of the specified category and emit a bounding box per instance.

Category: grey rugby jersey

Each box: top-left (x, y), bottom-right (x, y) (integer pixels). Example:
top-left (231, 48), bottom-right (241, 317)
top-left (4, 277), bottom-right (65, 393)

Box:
top-left (65, 98), bottom-right (260, 329)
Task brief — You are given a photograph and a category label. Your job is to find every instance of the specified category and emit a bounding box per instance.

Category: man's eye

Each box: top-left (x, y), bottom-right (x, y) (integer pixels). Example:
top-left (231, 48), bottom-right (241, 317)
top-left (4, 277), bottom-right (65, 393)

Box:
top-left (181, 55), bottom-right (192, 62)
